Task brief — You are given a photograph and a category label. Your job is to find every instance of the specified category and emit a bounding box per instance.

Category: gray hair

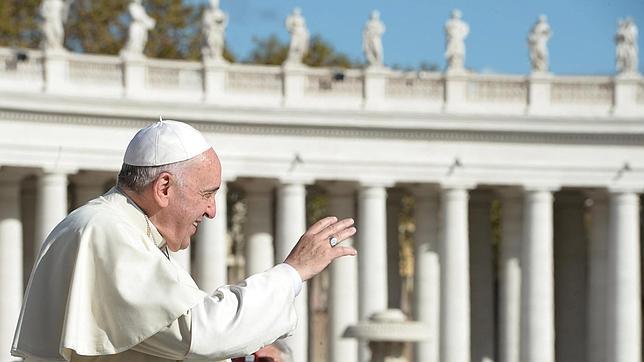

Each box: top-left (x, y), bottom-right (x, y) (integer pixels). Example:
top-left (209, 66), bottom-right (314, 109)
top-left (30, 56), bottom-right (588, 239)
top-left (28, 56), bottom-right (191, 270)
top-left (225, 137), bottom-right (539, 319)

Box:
top-left (117, 153), bottom-right (206, 193)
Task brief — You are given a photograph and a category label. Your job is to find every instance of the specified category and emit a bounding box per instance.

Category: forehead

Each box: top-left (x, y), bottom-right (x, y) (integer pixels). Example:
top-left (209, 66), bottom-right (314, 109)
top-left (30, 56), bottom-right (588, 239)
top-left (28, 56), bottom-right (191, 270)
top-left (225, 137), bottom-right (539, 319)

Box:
top-left (188, 149), bottom-right (221, 188)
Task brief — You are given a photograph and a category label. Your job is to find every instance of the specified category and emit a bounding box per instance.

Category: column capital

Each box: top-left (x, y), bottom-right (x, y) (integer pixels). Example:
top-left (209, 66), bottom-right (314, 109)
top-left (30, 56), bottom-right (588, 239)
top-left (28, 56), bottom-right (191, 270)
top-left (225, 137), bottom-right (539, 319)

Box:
top-left (40, 166), bottom-right (79, 176)
top-left (359, 180), bottom-right (395, 189)
top-left (607, 186), bottom-right (644, 195)
top-left (278, 176), bottom-right (314, 186)
top-left (522, 183), bottom-right (560, 193)
top-left (358, 184), bottom-right (388, 199)
top-left (440, 181), bottom-right (476, 190)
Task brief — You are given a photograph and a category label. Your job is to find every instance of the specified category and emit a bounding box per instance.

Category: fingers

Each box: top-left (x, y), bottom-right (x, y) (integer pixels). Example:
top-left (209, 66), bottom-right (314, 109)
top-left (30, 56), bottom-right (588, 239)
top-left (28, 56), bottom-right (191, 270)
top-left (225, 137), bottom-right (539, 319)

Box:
top-left (307, 216), bottom-right (338, 235)
top-left (329, 226), bottom-right (357, 246)
top-left (318, 217), bottom-right (355, 240)
top-left (332, 245), bottom-right (358, 258)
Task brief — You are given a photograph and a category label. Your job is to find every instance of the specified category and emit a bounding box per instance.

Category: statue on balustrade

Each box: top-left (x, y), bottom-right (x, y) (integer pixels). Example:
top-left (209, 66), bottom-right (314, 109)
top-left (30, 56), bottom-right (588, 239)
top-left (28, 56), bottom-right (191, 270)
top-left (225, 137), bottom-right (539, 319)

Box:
top-left (615, 18), bottom-right (639, 74)
top-left (201, 0), bottom-right (228, 63)
top-left (362, 10), bottom-right (386, 68)
top-left (285, 8), bottom-right (309, 65)
top-left (528, 15), bottom-right (552, 73)
top-left (121, 0), bottom-right (156, 57)
top-left (38, 0), bottom-right (72, 51)
top-left (444, 9), bottom-right (469, 72)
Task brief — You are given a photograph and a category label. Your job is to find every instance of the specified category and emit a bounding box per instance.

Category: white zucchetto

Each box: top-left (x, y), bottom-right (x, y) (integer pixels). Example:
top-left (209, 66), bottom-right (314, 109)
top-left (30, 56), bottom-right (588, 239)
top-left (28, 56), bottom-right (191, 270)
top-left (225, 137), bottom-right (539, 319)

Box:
top-left (124, 119), bottom-right (212, 166)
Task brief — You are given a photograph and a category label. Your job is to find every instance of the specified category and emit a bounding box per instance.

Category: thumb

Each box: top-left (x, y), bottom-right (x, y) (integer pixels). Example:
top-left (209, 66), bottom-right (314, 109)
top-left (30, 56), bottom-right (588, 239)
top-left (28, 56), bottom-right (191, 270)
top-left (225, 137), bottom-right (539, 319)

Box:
top-left (333, 246), bottom-right (358, 259)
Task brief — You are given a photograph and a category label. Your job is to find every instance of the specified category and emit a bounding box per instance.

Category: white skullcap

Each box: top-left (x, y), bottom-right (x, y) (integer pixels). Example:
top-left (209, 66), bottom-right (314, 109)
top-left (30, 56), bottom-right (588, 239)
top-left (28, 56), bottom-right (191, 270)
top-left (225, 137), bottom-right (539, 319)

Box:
top-left (123, 119), bottom-right (211, 166)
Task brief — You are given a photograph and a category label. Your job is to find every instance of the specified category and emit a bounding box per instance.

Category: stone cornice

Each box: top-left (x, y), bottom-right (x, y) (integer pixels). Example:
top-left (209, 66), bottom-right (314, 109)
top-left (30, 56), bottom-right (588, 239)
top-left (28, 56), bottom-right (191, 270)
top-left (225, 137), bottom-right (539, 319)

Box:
top-left (1, 107), bottom-right (644, 146)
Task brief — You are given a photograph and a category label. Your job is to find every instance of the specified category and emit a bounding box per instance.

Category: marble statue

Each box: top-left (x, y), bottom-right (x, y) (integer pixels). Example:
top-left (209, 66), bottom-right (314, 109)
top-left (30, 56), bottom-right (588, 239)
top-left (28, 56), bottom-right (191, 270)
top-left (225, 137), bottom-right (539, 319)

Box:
top-left (362, 10), bottom-right (386, 67)
top-left (39, 0), bottom-right (71, 51)
top-left (444, 9), bottom-right (469, 72)
top-left (285, 8), bottom-right (309, 65)
top-left (121, 0), bottom-right (156, 57)
top-left (201, 0), bottom-right (228, 62)
top-left (528, 15), bottom-right (552, 73)
top-left (615, 18), bottom-right (639, 74)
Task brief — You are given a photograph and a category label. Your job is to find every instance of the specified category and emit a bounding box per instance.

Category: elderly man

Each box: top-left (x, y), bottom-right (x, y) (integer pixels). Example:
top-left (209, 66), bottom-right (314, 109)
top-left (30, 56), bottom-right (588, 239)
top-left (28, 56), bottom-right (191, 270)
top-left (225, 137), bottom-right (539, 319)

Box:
top-left (12, 120), bottom-right (357, 361)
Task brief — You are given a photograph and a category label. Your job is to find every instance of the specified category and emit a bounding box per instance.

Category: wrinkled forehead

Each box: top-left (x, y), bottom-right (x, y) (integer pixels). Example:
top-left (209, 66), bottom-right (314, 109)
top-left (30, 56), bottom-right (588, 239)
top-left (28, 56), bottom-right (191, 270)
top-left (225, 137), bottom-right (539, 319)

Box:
top-left (185, 149), bottom-right (221, 188)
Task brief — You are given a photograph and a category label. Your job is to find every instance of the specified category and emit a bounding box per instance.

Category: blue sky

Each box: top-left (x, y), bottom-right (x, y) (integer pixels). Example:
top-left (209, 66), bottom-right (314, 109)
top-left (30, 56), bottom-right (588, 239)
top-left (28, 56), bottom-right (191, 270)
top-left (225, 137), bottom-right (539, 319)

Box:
top-left (200, 0), bottom-right (643, 75)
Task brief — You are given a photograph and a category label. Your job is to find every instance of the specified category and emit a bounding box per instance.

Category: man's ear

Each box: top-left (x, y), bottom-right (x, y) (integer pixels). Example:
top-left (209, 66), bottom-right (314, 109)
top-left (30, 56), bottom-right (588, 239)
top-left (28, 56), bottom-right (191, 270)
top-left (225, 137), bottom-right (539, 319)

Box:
top-left (152, 172), bottom-right (172, 208)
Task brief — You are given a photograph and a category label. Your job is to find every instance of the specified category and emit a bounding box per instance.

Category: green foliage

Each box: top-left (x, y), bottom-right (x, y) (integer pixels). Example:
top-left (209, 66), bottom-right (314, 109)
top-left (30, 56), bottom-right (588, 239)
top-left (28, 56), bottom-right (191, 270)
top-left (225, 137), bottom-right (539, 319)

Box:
top-left (303, 35), bottom-right (358, 68)
top-left (245, 34), bottom-right (360, 68)
top-left (65, 0), bottom-right (129, 55)
top-left (245, 34), bottom-right (288, 65)
top-left (0, 1), bottom-right (364, 67)
top-left (306, 185), bottom-right (328, 228)
top-left (0, 0), bottom-right (41, 49)
top-left (144, 0), bottom-right (201, 60)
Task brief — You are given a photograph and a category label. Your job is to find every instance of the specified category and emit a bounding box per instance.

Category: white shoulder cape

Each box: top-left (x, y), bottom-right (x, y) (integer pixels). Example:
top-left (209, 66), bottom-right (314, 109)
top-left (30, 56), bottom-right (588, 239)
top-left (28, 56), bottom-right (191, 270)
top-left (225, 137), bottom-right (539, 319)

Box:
top-left (12, 188), bottom-right (208, 360)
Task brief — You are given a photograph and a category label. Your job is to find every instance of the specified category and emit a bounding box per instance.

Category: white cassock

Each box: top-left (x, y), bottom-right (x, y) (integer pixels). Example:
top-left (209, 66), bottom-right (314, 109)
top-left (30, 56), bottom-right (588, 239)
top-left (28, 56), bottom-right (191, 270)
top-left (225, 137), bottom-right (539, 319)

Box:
top-left (12, 187), bottom-right (300, 361)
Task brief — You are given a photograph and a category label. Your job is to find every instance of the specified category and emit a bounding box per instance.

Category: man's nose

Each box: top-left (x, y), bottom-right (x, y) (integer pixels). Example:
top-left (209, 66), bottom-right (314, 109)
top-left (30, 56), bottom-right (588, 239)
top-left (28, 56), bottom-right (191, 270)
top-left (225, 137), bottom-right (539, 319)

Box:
top-left (205, 199), bottom-right (216, 219)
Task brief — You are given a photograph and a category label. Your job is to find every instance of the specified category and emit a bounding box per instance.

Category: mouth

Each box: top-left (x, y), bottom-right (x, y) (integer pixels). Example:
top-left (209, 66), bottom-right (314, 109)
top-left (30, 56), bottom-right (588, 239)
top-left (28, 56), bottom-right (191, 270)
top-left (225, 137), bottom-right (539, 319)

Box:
top-left (192, 220), bottom-right (202, 230)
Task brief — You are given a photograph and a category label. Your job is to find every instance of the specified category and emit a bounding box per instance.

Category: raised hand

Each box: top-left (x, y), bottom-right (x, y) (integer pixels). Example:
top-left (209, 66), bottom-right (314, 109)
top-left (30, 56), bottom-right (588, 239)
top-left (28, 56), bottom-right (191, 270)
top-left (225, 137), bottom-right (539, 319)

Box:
top-left (284, 216), bottom-right (357, 282)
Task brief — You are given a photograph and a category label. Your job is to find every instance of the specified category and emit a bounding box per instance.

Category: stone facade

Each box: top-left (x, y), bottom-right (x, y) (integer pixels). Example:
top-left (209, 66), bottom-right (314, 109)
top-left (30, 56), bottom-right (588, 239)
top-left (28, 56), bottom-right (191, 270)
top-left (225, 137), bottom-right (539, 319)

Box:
top-left (0, 8), bottom-right (643, 362)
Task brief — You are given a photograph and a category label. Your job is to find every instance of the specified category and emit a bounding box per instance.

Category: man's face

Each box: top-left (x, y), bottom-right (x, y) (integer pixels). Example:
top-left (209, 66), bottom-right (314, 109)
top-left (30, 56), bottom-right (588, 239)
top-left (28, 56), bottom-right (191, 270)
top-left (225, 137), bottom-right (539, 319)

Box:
top-left (164, 148), bottom-right (221, 251)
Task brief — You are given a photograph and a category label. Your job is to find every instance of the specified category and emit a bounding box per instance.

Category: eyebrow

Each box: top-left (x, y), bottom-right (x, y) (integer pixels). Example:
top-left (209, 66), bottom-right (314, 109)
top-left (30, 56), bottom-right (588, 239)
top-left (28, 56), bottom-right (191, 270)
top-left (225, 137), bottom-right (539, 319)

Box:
top-left (200, 186), bottom-right (220, 194)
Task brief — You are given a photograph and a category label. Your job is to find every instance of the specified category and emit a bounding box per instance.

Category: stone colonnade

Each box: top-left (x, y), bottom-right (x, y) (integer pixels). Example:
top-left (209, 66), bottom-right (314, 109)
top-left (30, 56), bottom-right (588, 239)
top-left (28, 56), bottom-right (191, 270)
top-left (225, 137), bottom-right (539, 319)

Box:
top-left (0, 169), bottom-right (642, 362)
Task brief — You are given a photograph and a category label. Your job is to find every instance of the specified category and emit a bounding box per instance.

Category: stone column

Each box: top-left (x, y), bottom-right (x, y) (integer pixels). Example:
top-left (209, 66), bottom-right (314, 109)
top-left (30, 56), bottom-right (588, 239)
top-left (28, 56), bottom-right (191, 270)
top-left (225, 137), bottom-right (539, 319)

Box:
top-left (194, 181), bottom-right (228, 292)
top-left (243, 180), bottom-right (275, 276)
top-left (587, 191), bottom-right (608, 362)
top-left (326, 182), bottom-right (358, 362)
top-left (358, 184), bottom-right (388, 362)
top-left (412, 186), bottom-right (440, 362)
top-left (34, 171), bottom-right (69, 253)
top-left (498, 189), bottom-right (522, 362)
top-left (469, 190), bottom-right (495, 362)
top-left (386, 188), bottom-right (402, 309)
top-left (439, 185), bottom-right (471, 362)
top-left (520, 187), bottom-right (555, 362)
top-left (606, 190), bottom-right (641, 362)
top-left (358, 184), bottom-right (388, 318)
top-left (276, 182), bottom-right (308, 362)
top-left (553, 191), bottom-right (587, 362)
top-left (0, 174), bottom-right (23, 362)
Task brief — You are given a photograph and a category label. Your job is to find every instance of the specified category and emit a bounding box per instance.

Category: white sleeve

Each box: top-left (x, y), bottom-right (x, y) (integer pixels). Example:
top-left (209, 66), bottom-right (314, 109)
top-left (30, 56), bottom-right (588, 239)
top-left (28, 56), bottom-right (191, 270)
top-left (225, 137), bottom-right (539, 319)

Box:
top-left (130, 311), bottom-right (192, 360)
top-left (130, 264), bottom-right (299, 360)
top-left (186, 264), bottom-right (299, 360)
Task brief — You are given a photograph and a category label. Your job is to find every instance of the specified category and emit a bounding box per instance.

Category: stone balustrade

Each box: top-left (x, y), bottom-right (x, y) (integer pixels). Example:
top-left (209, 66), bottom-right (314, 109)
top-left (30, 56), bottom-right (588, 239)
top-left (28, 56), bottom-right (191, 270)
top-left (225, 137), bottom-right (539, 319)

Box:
top-left (1, 47), bottom-right (642, 116)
